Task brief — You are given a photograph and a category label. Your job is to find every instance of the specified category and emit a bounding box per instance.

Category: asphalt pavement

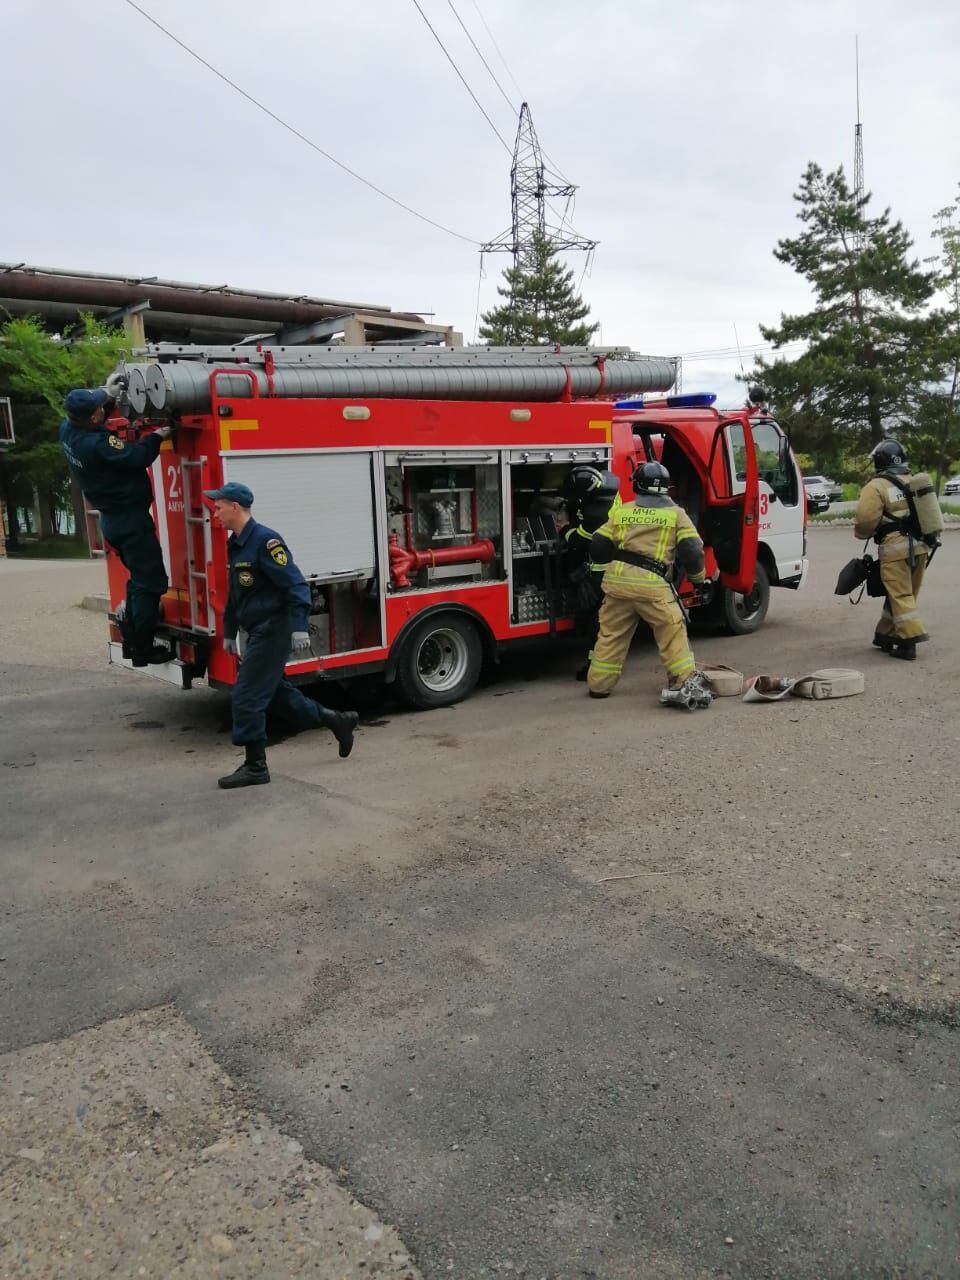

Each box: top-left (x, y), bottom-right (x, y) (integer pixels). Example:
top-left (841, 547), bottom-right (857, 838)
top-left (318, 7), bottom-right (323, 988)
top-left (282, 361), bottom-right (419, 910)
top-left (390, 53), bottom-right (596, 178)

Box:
top-left (1, 530), bottom-right (958, 1278)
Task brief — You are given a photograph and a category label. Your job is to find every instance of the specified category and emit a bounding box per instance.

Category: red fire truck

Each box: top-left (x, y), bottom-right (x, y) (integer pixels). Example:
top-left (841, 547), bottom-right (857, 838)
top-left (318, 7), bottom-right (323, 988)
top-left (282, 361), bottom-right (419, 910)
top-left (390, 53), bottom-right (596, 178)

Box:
top-left (100, 346), bottom-right (806, 708)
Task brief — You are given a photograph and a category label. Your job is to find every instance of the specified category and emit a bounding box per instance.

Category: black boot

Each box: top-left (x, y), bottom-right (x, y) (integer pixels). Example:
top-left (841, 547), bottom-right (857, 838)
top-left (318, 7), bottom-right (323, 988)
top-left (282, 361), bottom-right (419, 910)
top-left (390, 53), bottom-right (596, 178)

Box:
top-left (218, 742), bottom-right (270, 788)
top-left (131, 644), bottom-right (173, 667)
top-left (872, 633), bottom-right (895, 653)
top-left (320, 709), bottom-right (359, 758)
top-left (890, 640), bottom-right (917, 661)
top-left (575, 662), bottom-right (590, 682)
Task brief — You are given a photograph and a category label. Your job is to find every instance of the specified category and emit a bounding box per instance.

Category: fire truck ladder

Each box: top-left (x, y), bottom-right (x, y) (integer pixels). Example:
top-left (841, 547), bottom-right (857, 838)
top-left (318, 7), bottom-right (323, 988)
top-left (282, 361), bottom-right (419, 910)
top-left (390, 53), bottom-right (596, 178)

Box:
top-left (179, 458), bottom-right (215, 634)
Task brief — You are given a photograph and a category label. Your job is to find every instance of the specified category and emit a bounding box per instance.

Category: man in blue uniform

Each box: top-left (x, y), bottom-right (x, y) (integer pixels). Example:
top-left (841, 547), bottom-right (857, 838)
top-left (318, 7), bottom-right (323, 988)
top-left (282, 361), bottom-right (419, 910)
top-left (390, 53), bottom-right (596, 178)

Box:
top-left (59, 382), bottom-right (171, 666)
top-left (205, 482), bottom-right (359, 790)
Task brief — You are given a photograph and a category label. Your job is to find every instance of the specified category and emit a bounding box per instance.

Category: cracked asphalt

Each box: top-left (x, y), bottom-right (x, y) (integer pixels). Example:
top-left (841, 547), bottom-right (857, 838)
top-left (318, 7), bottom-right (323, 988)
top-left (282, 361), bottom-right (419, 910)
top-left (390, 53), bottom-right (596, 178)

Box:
top-left (1, 528), bottom-right (958, 1278)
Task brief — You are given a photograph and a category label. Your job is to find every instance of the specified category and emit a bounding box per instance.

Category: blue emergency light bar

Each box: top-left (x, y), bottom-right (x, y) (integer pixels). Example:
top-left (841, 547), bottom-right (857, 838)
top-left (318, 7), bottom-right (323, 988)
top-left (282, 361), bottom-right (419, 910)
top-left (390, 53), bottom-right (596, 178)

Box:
top-left (614, 393), bottom-right (717, 410)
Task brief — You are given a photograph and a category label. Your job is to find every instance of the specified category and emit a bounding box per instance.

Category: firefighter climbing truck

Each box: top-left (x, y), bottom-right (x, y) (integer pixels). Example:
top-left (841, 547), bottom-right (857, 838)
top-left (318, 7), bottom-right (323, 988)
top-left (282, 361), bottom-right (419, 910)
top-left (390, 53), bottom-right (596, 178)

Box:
top-left (99, 344), bottom-right (807, 708)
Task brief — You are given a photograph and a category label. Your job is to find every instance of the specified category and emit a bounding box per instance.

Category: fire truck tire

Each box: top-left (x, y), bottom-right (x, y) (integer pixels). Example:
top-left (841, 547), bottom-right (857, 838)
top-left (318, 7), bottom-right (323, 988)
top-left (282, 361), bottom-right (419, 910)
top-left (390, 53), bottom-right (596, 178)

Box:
top-left (395, 613), bottom-right (483, 709)
top-left (721, 562), bottom-right (770, 635)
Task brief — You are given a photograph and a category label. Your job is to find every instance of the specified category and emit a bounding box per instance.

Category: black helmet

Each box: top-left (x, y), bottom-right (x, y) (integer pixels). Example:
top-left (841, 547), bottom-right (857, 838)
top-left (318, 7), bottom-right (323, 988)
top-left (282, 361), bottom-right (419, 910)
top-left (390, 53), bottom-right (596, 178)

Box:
top-left (632, 460), bottom-right (671, 495)
top-left (869, 439), bottom-right (907, 473)
top-left (563, 464), bottom-right (604, 502)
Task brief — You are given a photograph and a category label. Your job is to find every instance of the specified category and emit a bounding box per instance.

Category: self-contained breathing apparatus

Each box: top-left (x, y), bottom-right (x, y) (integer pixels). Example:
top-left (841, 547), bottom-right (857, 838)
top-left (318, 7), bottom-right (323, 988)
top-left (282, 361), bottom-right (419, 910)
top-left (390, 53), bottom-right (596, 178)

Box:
top-left (835, 439), bottom-right (945, 600)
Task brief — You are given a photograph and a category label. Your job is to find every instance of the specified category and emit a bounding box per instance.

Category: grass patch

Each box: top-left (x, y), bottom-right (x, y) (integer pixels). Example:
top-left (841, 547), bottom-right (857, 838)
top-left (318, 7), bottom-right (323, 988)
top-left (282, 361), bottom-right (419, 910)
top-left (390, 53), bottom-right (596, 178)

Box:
top-left (7, 536), bottom-right (91, 559)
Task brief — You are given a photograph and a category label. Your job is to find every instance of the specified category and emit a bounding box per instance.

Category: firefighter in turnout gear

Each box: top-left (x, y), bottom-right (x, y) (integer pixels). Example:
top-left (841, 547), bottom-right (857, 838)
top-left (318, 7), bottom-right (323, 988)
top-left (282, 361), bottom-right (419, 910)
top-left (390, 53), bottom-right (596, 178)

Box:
top-left (561, 465), bottom-right (622, 680)
top-left (205, 482), bottom-right (359, 788)
top-left (853, 438), bottom-right (931, 661)
top-left (59, 382), bottom-right (172, 666)
top-left (587, 461), bottom-right (711, 707)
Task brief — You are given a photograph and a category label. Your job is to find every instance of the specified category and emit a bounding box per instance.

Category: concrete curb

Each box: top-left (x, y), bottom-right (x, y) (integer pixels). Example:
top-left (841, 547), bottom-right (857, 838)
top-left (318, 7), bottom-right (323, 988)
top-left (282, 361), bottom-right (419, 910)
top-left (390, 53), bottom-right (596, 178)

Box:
top-left (809, 520), bottom-right (960, 530)
top-left (80, 593), bottom-right (110, 614)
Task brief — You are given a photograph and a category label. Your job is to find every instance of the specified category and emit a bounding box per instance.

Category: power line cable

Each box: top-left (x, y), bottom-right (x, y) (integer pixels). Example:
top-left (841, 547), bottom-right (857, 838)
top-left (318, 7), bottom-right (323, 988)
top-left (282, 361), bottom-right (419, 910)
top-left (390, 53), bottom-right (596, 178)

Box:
top-left (120, 0), bottom-right (480, 245)
top-left (464, 0), bottom-right (571, 185)
top-left (446, 0), bottom-right (515, 113)
top-left (468, 0), bottom-right (524, 101)
top-left (410, 0), bottom-right (512, 154)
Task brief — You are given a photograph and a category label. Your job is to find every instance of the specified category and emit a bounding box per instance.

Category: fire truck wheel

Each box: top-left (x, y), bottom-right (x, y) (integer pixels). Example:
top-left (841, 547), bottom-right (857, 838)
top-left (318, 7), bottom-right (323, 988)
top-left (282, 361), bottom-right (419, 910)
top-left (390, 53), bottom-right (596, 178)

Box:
top-left (396, 614), bottom-right (483, 709)
top-left (722, 562), bottom-right (770, 635)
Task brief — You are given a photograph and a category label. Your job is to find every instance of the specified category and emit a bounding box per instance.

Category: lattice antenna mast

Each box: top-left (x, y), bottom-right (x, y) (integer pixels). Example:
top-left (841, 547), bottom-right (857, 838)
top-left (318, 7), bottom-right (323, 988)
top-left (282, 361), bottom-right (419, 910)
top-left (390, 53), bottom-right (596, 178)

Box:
top-left (481, 103), bottom-right (597, 267)
top-left (853, 36), bottom-right (865, 251)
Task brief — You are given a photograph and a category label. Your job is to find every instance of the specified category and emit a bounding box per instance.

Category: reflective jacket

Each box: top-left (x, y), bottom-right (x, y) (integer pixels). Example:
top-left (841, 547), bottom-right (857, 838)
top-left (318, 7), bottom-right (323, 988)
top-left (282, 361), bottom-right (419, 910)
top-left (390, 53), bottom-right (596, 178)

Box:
top-left (223, 518), bottom-right (311, 640)
top-left (590, 494), bottom-right (705, 596)
top-left (59, 420), bottom-right (163, 515)
top-left (853, 469), bottom-right (923, 561)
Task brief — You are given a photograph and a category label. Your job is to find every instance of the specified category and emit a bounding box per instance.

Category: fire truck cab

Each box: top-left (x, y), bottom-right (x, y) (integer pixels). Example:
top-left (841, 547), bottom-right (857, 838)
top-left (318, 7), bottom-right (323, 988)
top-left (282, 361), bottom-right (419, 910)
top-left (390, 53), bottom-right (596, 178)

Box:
top-left (614, 393), bottom-right (807, 635)
top-left (101, 348), bottom-right (806, 709)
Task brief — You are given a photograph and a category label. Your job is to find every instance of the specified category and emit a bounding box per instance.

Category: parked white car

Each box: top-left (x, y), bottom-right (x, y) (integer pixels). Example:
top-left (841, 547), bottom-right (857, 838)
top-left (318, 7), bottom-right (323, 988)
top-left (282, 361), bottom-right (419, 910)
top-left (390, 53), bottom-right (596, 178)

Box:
top-left (802, 478), bottom-right (830, 514)
top-left (804, 473), bottom-right (842, 502)
top-left (943, 475), bottom-right (960, 498)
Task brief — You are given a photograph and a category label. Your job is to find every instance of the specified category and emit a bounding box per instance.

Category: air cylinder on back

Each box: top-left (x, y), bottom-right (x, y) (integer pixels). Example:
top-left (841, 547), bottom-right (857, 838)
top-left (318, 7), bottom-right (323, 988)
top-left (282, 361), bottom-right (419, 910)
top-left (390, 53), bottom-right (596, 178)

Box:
top-left (909, 473), bottom-right (945, 538)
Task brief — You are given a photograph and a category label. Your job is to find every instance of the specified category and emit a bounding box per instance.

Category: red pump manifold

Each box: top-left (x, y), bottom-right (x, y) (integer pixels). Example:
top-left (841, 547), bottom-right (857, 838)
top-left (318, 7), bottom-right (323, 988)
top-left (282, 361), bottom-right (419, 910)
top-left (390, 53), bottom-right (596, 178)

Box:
top-left (388, 532), bottom-right (495, 589)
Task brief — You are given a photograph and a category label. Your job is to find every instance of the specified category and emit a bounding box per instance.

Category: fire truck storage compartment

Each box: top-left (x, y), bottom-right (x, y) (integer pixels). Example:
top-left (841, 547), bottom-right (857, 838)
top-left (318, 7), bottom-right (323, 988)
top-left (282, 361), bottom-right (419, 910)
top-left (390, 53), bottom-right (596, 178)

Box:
top-left (509, 456), bottom-right (577, 624)
top-left (222, 450), bottom-right (382, 654)
top-left (385, 457), bottom-right (503, 588)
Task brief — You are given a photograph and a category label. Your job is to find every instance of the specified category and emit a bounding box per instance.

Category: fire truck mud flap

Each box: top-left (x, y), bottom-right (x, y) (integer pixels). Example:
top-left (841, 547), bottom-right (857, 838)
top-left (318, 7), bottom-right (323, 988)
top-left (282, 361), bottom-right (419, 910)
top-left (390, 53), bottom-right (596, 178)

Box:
top-left (108, 642), bottom-right (198, 690)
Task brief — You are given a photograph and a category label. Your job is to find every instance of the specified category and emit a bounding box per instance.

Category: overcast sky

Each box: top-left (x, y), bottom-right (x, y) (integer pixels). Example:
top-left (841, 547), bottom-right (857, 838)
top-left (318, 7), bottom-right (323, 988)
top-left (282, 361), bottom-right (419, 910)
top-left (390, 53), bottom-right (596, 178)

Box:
top-left (4, 0), bottom-right (959, 404)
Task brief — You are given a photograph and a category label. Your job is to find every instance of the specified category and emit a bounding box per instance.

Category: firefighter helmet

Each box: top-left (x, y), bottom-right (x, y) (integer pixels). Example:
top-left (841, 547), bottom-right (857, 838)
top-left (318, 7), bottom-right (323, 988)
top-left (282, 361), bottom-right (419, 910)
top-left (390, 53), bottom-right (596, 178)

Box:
top-left (563, 465), bottom-right (605, 504)
top-left (632, 460), bottom-right (671, 495)
top-left (869, 439), bottom-right (907, 473)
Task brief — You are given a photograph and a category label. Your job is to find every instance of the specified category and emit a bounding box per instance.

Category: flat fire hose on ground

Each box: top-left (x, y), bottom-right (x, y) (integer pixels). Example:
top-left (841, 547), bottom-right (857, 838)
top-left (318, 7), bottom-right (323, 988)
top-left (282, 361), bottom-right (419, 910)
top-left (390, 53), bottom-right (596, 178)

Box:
top-left (741, 668), bottom-right (865, 702)
top-left (700, 665), bottom-right (744, 696)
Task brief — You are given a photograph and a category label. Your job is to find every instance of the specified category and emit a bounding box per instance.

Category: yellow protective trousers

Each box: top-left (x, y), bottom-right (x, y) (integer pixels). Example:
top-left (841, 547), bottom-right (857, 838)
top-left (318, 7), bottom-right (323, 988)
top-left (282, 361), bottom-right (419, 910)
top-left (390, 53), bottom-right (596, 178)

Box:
top-left (587, 587), bottom-right (696, 695)
top-left (876, 553), bottom-right (928, 641)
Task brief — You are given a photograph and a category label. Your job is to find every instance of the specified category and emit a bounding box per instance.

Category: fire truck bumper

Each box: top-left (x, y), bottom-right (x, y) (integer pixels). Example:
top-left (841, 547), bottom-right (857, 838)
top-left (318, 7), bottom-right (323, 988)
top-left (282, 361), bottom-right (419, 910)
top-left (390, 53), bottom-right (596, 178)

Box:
top-left (108, 641), bottom-right (201, 690)
top-left (779, 557), bottom-right (810, 591)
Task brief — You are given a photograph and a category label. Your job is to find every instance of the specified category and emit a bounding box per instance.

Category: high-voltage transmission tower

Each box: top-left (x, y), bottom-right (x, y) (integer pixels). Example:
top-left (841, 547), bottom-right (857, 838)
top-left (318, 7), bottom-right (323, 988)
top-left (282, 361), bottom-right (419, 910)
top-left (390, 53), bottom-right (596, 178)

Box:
top-left (481, 102), bottom-right (597, 268)
top-left (853, 36), bottom-right (865, 251)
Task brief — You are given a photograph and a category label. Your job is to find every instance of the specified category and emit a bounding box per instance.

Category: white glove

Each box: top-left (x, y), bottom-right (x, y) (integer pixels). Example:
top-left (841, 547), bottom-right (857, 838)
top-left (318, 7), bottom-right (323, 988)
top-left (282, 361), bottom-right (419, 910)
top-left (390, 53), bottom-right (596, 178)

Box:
top-left (291, 631), bottom-right (311, 652)
top-left (223, 636), bottom-right (239, 656)
top-left (104, 371), bottom-right (126, 397)
top-left (154, 424), bottom-right (174, 440)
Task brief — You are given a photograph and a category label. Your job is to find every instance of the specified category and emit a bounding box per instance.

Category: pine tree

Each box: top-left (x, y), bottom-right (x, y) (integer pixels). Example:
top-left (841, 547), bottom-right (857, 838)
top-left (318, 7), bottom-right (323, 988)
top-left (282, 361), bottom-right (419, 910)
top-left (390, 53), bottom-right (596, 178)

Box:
top-left (479, 234), bottom-right (598, 346)
top-left (750, 163), bottom-right (941, 456)
top-left (914, 186), bottom-right (960, 485)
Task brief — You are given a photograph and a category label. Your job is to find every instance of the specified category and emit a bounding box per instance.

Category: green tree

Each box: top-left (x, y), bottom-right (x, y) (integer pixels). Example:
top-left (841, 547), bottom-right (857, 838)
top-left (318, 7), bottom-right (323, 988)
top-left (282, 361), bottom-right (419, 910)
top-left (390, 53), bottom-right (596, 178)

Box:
top-left (750, 163), bottom-right (942, 460)
top-left (914, 186), bottom-right (960, 487)
top-left (479, 234), bottom-right (598, 346)
top-left (0, 314), bottom-right (129, 547)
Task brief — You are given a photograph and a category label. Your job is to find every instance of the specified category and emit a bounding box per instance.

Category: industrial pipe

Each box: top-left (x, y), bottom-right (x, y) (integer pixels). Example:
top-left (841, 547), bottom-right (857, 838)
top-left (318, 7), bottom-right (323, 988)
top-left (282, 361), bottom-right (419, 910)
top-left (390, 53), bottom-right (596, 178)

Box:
top-left (388, 533), bottom-right (495, 589)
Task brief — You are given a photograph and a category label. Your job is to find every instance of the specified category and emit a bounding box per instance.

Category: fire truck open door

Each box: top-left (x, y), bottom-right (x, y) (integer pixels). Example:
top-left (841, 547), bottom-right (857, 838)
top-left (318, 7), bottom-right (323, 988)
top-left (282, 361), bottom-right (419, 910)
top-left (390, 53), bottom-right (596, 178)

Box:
top-left (704, 418), bottom-right (759, 594)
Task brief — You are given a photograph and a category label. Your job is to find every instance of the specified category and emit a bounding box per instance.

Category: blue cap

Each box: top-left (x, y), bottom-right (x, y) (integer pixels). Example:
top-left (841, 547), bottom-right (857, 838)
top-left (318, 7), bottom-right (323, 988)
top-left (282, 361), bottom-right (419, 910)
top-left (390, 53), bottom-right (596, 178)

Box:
top-left (65, 388), bottom-right (109, 421)
top-left (204, 482), bottom-right (254, 507)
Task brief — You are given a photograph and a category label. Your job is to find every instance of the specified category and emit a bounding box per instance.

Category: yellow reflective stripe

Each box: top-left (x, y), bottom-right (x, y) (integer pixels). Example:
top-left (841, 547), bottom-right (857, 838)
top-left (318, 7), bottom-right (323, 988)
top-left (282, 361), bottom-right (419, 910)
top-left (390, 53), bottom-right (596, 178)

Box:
top-left (656, 522), bottom-right (670, 563)
top-left (675, 525), bottom-right (698, 541)
top-left (667, 655), bottom-right (695, 674)
top-left (590, 659), bottom-right (623, 674)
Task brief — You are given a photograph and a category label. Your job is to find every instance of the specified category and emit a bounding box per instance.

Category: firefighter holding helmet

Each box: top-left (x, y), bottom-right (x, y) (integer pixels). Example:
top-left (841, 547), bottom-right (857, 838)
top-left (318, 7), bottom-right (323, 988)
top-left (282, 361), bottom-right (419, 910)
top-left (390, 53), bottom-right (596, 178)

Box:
top-left (853, 437), bottom-right (940, 660)
top-left (204, 482), bottom-right (359, 788)
top-left (587, 460), bottom-right (713, 709)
